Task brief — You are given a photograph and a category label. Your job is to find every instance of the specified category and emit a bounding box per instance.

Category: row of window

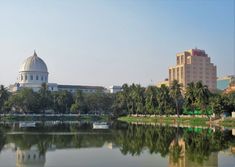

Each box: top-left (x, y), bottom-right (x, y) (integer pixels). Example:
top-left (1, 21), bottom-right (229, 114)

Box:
top-left (20, 75), bottom-right (47, 81)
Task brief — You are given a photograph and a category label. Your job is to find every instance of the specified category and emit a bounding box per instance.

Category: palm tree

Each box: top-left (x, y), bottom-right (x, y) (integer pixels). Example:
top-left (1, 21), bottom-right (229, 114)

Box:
top-left (195, 81), bottom-right (211, 117)
top-left (170, 80), bottom-right (182, 117)
top-left (145, 86), bottom-right (158, 115)
top-left (134, 84), bottom-right (145, 116)
top-left (157, 85), bottom-right (171, 115)
top-left (0, 85), bottom-right (9, 112)
top-left (185, 82), bottom-right (196, 113)
top-left (39, 83), bottom-right (51, 115)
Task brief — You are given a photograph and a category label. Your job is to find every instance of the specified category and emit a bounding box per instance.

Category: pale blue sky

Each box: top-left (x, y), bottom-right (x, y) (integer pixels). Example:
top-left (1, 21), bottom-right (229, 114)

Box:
top-left (0, 0), bottom-right (234, 87)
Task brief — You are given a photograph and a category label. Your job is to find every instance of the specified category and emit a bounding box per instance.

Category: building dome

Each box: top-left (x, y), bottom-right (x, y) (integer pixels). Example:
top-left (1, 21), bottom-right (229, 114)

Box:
top-left (19, 51), bottom-right (48, 73)
top-left (17, 51), bottom-right (49, 91)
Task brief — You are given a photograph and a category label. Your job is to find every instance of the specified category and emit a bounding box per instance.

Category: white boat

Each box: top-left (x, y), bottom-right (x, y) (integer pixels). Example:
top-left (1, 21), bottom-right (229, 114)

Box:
top-left (93, 122), bottom-right (109, 129)
top-left (19, 122), bottom-right (36, 128)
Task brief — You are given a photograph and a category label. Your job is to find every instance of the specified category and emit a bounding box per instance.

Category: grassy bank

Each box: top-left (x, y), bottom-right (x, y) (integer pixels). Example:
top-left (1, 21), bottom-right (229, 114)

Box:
top-left (118, 116), bottom-right (209, 126)
top-left (119, 116), bottom-right (235, 128)
top-left (0, 115), bottom-right (109, 122)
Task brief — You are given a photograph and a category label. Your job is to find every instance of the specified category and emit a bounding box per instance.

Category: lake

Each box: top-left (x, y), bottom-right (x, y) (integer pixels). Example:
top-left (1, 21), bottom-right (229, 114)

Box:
top-left (0, 121), bottom-right (234, 167)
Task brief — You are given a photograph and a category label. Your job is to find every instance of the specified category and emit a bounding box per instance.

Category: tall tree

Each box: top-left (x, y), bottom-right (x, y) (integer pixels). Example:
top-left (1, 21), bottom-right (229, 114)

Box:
top-left (133, 84), bottom-right (145, 116)
top-left (0, 85), bottom-right (9, 112)
top-left (195, 81), bottom-right (211, 116)
top-left (39, 83), bottom-right (52, 115)
top-left (145, 86), bottom-right (158, 115)
top-left (170, 80), bottom-right (182, 117)
top-left (184, 82), bottom-right (197, 113)
top-left (157, 85), bottom-right (172, 115)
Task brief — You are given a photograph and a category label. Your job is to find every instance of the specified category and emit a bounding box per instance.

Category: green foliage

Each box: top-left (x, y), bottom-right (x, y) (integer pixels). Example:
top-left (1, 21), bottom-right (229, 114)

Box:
top-left (0, 85), bottom-right (9, 112)
top-left (7, 88), bottom-right (40, 113)
top-left (169, 80), bottom-right (183, 117)
top-left (145, 86), bottom-right (158, 115)
top-left (1, 81), bottom-right (235, 117)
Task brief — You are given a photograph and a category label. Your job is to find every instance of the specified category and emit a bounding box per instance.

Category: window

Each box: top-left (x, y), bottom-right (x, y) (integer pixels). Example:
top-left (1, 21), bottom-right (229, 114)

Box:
top-left (177, 57), bottom-right (180, 65)
top-left (30, 75), bottom-right (33, 80)
top-left (36, 75), bottom-right (38, 80)
top-left (25, 75), bottom-right (27, 80)
top-left (41, 76), bottom-right (43, 81)
top-left (45, 76), bottom-right (47, 81)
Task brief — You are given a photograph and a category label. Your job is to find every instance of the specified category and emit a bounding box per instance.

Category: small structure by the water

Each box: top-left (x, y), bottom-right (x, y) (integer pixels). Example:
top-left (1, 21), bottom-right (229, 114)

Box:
top-left (92, 122), bottom-right (109, 129)
top-left (19, 122), bottom-right (36, 128)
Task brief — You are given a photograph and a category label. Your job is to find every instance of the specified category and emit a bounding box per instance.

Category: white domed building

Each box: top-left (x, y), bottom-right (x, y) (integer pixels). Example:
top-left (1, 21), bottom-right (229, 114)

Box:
top-left (9, 51), bottom-right (107, 93)
top-left (17, 51), bottom-right (49, 91)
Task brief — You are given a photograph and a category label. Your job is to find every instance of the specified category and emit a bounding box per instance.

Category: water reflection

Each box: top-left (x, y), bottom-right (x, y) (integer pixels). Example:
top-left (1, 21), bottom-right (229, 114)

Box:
top-left (0, 122), bottom-right (234, 167)
top-left (16, 145), bottom-right (46, 167)
top-left (169, 138), bottom-right (218, 167)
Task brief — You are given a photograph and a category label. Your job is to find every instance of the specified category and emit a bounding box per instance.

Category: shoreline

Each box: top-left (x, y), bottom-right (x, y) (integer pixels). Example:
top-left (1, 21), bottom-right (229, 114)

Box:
top-left (118, 115), bottom-right (235, 128)
top-left (0, 114), bottom-right (109, 122)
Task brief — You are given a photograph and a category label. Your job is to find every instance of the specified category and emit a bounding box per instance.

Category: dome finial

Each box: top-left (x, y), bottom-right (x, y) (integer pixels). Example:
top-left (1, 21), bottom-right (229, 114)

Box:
top-left (33, 50), bottom-right (37, 57)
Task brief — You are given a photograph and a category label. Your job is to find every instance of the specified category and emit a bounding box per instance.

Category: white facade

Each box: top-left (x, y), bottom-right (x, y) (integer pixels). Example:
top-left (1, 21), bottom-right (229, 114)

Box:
top-left (15, 51), bottom-right (49, 92)
top-left (232, 112), bottom-right (235, 118)
top-left (9, 51), bottom-right (107, 93)
top-left (109, 85), bottom-right (122, 93)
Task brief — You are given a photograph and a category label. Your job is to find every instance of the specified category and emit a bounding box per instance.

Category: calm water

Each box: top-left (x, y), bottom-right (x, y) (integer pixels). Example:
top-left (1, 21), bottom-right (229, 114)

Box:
top-left (0, 121), bottom-right (234, 167)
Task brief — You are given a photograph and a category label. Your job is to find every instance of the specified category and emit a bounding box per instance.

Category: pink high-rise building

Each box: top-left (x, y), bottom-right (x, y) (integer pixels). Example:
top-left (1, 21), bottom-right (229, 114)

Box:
top-left (168, 48), bottom-right (217, 90)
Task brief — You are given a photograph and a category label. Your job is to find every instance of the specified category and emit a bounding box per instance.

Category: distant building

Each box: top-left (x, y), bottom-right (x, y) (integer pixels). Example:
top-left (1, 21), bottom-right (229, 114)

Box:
top-left (108, 85), bottom-right (122, 93)
top-left (156, 78), bottom-right (169, 87)
top-left (217, 75), bottom-right (235, 90)
top-left (57, 84), bottom-right (105, 93)
top-left (9, 51), bottom-right (107, 93)
top-left (168, 48), bottom-right (217, 90)
top-left (224, 82), bottom-right (235, 94)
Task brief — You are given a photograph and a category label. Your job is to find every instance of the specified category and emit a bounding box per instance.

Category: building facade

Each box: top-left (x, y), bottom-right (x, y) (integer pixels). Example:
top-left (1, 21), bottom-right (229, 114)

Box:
top-left (13, 51), bottom-right (49, 92)
top-left (9, 51), bottom-right (107, 93)
top-left (168, 48), bottom-right (217, 90)
top-left (108, 85), bottom-right (122, 93)
top-left (156, 78), bottom-right (169, 88)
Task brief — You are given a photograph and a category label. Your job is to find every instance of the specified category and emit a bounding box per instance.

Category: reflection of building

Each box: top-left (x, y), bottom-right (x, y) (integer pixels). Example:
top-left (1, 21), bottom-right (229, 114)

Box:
top-left (168, 48), bottom-right (217, 90)
top-left (8, 51), bottom-right (107, 93)
top-left (105, 142), bottom-right (117, 149)
top-left (169, 138), bottom-right (186, 167)
top-left (16, 145), bottom-right (45, 167)
top-left (169, 138), bottom-right (218, 167)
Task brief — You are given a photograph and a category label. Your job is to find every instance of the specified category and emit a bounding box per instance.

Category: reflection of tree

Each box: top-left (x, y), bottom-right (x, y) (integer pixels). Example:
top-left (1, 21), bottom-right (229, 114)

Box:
top-left (1, 122), bottom-right (235, 167)
top-left (115, 124), bottom-right (176, 156)
top-left (0, 128), bottom-right (6, 152)
top-left (182, 128), bottom-right (231, 165)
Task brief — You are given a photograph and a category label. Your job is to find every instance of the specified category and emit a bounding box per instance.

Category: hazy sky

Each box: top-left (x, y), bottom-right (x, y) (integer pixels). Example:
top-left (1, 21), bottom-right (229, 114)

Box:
top-left (0, 0), bottom-right (234, 87)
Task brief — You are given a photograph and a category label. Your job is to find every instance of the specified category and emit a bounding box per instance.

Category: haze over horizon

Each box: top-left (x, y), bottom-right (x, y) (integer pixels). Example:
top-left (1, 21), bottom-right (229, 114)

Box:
top-left (0, 0), bottom-right (234, 87)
